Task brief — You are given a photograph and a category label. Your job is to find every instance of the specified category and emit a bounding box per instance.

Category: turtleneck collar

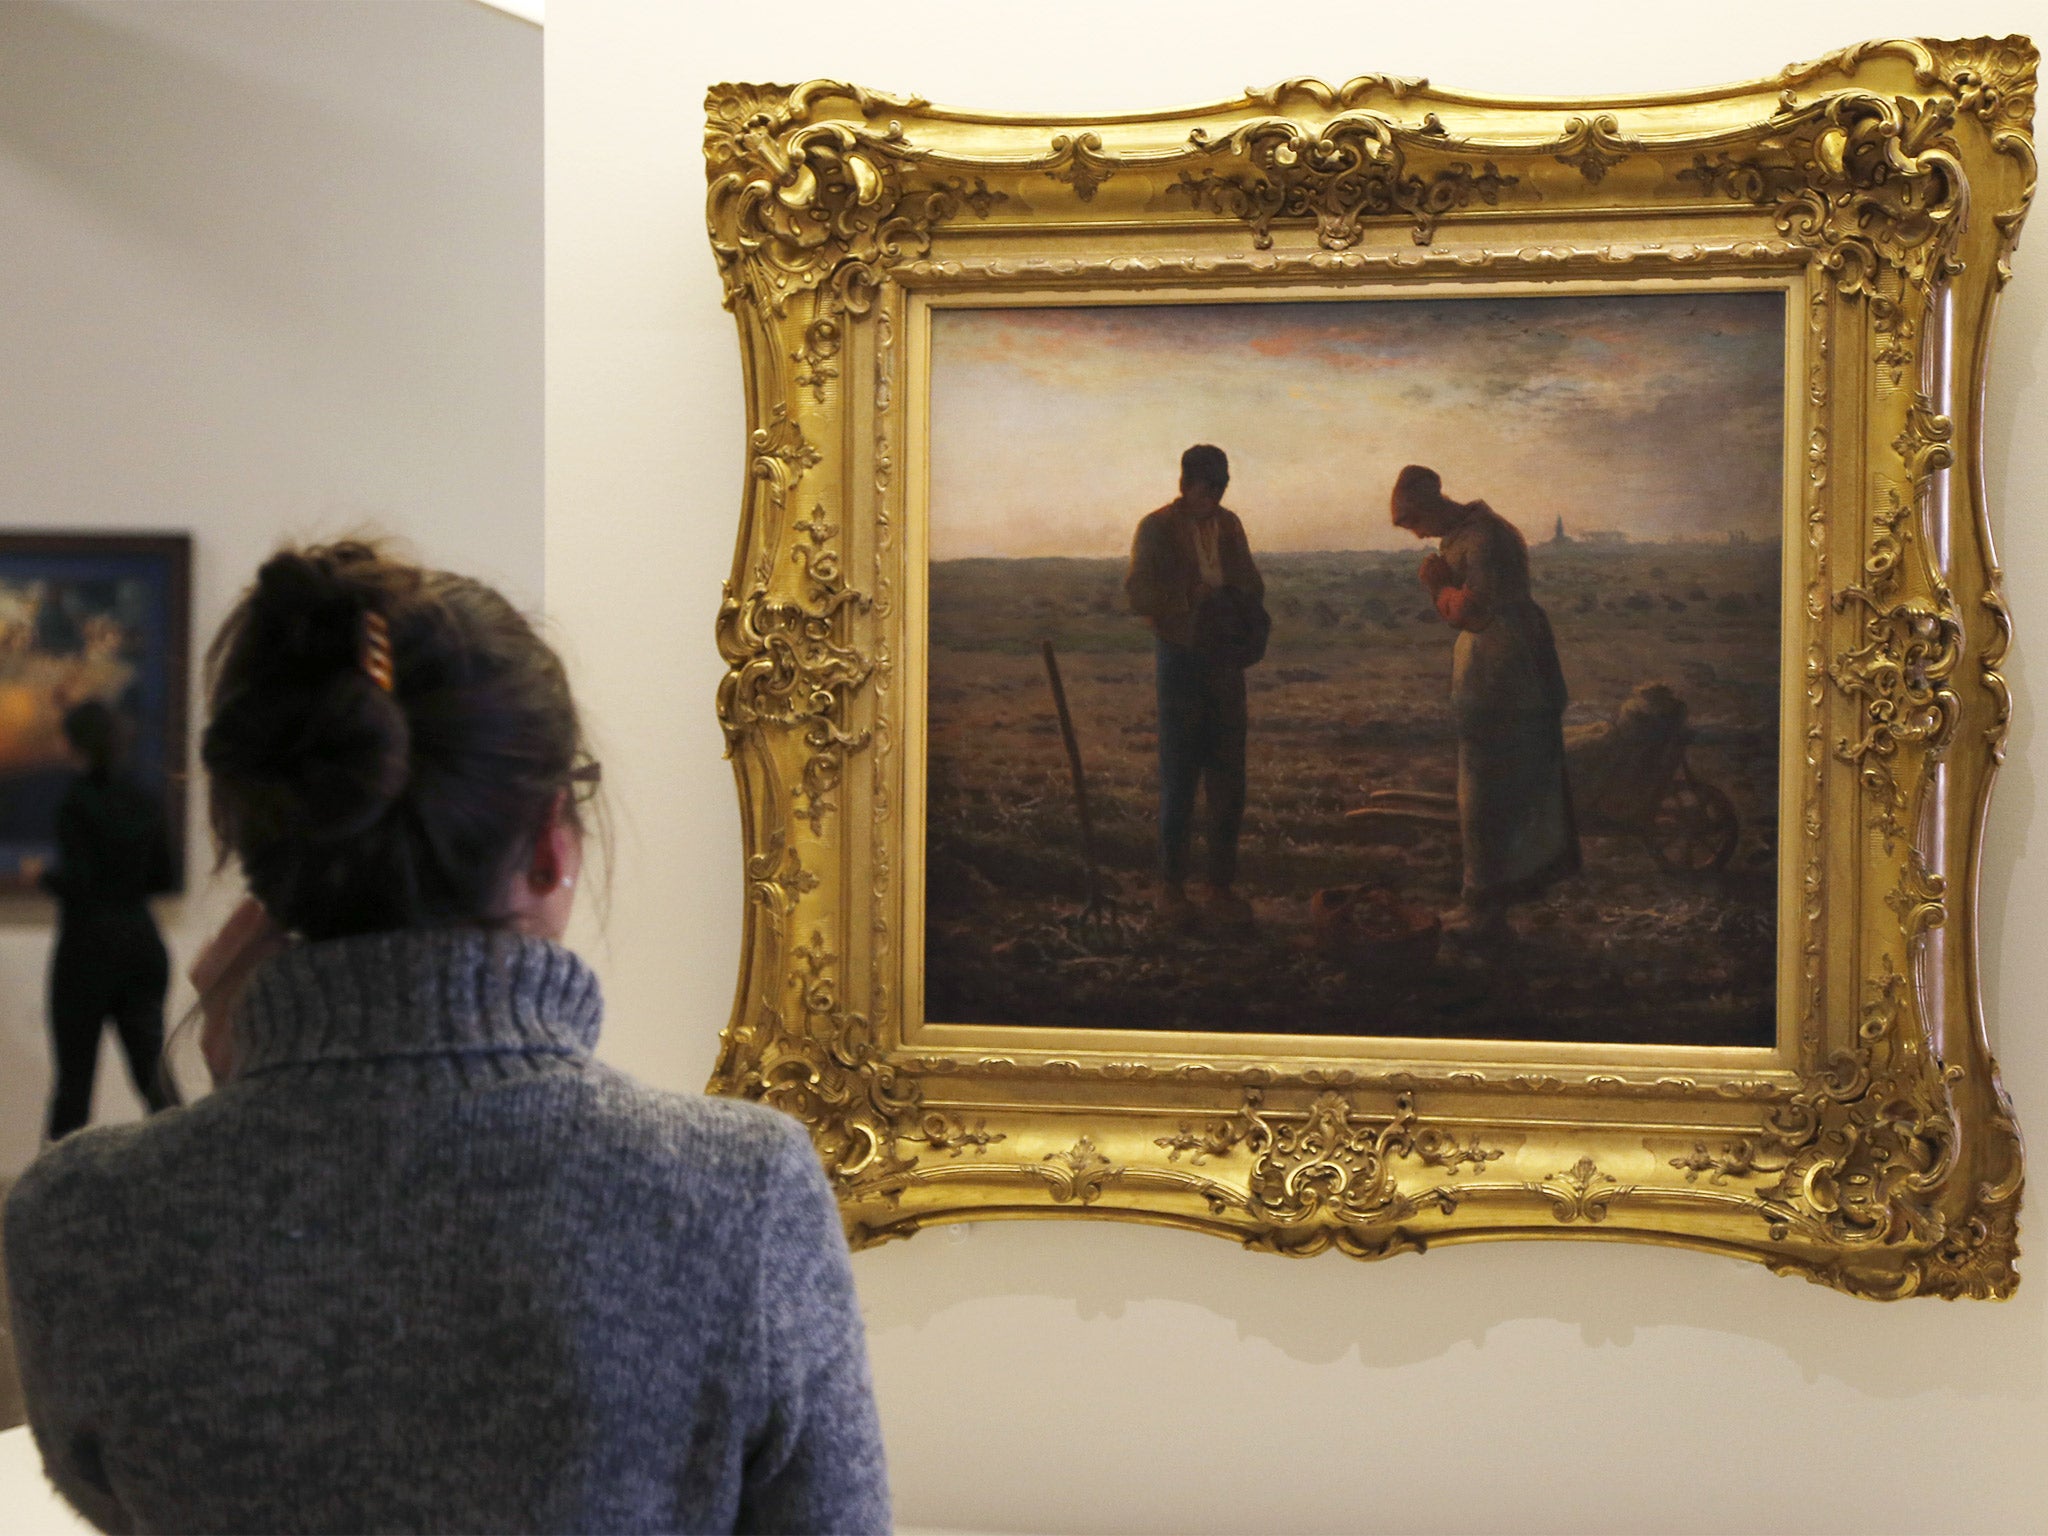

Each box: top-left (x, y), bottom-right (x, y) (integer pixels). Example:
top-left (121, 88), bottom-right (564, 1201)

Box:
top-left (234, 928), bottom-right (603, 1077)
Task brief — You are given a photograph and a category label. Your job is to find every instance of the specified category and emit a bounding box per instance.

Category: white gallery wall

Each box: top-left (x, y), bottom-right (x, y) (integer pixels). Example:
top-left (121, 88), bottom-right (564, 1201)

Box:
top-left (0, 0), bottom-right (542, 1173)
top-left (549, 1), bottom-right (2048, 1531)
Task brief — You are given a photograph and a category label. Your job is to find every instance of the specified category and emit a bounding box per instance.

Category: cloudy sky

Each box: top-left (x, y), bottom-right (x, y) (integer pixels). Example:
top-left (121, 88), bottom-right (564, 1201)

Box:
top-left (926, 290), bottom-right (1788, 560)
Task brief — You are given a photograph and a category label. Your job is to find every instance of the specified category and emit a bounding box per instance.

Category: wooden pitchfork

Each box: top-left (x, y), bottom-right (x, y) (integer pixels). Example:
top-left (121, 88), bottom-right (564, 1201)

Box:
top-left (1040, 640), bottom-right (1120, 937)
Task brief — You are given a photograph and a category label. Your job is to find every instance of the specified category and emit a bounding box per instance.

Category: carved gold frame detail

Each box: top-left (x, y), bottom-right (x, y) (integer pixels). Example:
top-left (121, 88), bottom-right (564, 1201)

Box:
top-left (704, 37), bottom-right (2034, 1299)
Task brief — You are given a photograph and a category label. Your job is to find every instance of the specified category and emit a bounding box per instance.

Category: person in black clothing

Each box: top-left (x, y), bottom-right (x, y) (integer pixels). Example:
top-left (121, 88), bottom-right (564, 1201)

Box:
top-left (38, 700), bottom-right (181, 1139)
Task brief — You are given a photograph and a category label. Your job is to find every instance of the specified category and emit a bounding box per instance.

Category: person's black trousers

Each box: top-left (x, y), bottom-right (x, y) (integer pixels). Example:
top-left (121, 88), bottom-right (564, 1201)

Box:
top-left (1154, 640), bottom-right (1248, 888)
top-left (46, 909), bottom-right (178, 1140)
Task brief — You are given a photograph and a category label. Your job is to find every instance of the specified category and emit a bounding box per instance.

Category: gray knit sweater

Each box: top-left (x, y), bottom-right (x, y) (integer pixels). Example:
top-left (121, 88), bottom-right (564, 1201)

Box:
top-left (3, 929), bottom-right (890, 1534)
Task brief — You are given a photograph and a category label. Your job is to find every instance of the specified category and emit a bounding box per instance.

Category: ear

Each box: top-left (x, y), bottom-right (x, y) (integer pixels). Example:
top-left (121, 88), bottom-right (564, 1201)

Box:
top-left (525, 790), bottom-right (580, 893)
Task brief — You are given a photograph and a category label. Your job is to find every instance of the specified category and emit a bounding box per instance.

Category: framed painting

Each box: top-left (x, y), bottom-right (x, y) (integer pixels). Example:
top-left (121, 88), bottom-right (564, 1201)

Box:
top-left (704, 37), bottom-right (2035, 1298)
top-left (0, 533), bottom-right (192, 895)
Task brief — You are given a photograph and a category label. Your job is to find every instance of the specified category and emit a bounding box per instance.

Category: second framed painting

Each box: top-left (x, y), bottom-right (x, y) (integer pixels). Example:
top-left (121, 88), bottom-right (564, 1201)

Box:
top-left (0, 533), bottom-right (192, 895)
top-left (706, 38), bottom-right (2034, 1299)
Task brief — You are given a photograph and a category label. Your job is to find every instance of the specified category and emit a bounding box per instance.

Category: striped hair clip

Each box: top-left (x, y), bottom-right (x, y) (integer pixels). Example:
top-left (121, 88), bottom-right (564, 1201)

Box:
top-left (360, 610), bottom-right (395, 694)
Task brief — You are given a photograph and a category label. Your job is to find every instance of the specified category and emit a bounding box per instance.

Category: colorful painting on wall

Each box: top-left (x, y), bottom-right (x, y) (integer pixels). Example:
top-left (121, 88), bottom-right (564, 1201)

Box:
top-left (0, 533), bottom-right (192, 894)
top-left (921, 290), bottom-right (1787, 1047)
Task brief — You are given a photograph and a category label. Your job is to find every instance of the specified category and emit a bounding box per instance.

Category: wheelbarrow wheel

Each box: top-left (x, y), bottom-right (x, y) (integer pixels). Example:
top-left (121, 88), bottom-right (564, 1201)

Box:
top-left (1647, 776), bottom-right (1739, 873)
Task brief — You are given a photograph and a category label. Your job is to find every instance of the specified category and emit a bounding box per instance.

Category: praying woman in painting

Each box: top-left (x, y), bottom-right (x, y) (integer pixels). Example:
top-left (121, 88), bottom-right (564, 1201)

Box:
top-left (1391, 464), bottom-right (1580, 940)
top-left (38, 699), bottom-right (181, 1139)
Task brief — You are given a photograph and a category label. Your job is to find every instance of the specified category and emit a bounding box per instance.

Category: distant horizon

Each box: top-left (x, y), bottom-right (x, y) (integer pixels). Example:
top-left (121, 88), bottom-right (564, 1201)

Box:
top-left (928, 293), bottom-right (1788, 561)
top-left (928, 528), bottom-right (1787, 563)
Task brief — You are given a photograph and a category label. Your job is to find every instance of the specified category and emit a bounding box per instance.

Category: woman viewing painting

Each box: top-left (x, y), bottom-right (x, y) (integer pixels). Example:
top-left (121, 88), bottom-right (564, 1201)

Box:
top-left (5, 541), bottom-right (889, 1534)
top-left (1391, 463), bottom-right (1580, 942)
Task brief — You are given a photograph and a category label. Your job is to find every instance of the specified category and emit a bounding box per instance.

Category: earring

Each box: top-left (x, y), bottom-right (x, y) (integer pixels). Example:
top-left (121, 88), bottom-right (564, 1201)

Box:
top-left (559, 875), bottom-right (576, 891)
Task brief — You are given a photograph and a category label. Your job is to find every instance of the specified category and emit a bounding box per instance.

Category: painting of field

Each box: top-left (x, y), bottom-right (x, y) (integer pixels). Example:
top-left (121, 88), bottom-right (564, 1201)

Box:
top-left (922, 293), bottom-right (1786, 1046)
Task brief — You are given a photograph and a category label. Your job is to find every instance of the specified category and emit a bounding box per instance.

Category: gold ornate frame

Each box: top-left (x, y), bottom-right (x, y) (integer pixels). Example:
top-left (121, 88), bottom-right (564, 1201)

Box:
top-left (704, 38), bottom-right (2034, 1299)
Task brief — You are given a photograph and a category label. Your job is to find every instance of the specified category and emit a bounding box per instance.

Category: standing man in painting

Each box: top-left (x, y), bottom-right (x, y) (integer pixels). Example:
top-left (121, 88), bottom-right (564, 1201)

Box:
top-left (1391, 463), bottom-right (1578, 941)
top-left (1126, 444), bottom-right (1267, 929)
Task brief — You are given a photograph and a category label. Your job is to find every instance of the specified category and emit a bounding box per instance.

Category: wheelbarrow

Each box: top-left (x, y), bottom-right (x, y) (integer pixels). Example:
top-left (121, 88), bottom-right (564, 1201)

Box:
top-left (1346, 682), bottom-right (1741, 875)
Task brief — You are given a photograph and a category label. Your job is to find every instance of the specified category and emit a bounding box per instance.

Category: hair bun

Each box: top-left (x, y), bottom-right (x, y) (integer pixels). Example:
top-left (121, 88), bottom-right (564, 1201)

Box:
top-left (205, 538), bottom-right (589, 939)
top-left (201, 547), bottom-right (411, 843)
